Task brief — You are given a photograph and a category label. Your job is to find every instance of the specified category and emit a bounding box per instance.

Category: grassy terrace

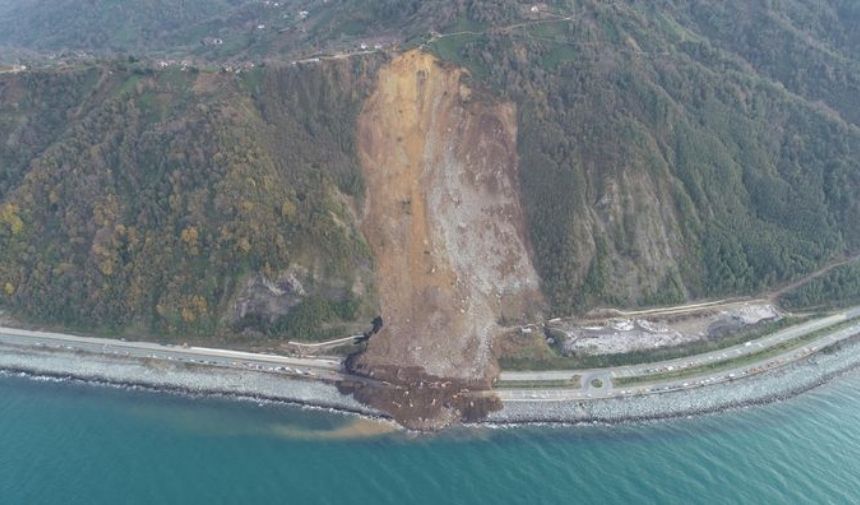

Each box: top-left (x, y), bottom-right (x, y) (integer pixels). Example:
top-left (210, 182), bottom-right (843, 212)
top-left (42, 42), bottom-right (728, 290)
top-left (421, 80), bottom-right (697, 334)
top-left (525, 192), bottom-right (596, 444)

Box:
top-left (499, 317), bottom-right (808, 371)
top-left (614, 319), bottom-right (860, 387)
top-left (495, 375), bottom-right (581, 390)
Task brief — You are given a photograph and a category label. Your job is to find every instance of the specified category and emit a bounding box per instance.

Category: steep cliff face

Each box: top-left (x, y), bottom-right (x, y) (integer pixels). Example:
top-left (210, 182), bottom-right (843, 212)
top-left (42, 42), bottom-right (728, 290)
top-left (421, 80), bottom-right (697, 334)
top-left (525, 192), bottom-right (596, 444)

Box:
top-left (344, 51), bottom-right (542, 427)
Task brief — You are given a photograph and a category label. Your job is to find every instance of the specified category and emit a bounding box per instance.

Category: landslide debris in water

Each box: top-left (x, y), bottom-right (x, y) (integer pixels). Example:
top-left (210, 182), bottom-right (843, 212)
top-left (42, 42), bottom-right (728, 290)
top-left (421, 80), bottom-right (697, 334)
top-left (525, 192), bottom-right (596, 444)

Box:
top-left (345, 50), bottom-right (542, 428)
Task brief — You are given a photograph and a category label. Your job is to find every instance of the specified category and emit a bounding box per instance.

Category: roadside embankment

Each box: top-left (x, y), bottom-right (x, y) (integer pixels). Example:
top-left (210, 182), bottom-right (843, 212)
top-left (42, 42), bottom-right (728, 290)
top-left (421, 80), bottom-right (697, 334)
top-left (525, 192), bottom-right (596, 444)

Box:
top-left (4, 330), bottom-right (860, 430)
top-left (0, 343), bottom-right (382, 418)
top-left (488, 334), bottom-right (860, 425)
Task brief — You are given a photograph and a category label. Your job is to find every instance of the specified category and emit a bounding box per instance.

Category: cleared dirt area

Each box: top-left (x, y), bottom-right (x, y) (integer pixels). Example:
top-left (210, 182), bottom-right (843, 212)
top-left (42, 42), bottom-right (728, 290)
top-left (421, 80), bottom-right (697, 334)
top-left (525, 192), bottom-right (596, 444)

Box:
top-left (348, 50), bottom-right (542, 427)
top-left (551, 301), bottom-right (782, 356)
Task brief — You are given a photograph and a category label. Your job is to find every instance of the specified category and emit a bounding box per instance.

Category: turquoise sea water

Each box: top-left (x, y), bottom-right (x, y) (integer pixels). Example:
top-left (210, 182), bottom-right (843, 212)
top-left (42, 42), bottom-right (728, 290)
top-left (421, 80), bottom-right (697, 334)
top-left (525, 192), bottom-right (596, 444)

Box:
top-left (2, 372), bottom-right (860, 504)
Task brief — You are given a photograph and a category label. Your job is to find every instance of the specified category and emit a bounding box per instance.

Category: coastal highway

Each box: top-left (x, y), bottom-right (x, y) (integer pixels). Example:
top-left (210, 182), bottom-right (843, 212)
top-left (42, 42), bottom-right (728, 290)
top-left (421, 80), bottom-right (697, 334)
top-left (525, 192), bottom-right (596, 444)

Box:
top-left (497, 306), bottom-right (860, 402)
top-left (3, 305), bottom-right (859, 404)
top-left (0, 325), bottom-right (346, 380)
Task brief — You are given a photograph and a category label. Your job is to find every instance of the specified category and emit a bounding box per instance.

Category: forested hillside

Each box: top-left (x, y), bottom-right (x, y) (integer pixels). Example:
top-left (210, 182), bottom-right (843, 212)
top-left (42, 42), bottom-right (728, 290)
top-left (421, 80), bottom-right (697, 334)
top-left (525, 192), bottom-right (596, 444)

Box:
top-left (1, 0), bottom-right (859, 343)
top-left (0, 0), bottom-right (457, 62)
top-left (0, 0), bottom-right (247, 55)
top-left (780, 261), bottom-right (860, 310)
top-left (0, 59), bottom-right (380, 340)
top-left (421, 0), bottom-right (860, 313)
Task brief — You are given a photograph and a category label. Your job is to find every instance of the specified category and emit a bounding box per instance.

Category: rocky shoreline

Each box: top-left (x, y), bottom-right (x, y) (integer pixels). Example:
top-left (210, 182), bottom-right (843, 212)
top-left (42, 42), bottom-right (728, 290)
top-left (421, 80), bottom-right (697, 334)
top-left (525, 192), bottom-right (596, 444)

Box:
top-left (2, 335), bottom-right (860, 429)
top-left (0, 343), bottom-right (384, 419)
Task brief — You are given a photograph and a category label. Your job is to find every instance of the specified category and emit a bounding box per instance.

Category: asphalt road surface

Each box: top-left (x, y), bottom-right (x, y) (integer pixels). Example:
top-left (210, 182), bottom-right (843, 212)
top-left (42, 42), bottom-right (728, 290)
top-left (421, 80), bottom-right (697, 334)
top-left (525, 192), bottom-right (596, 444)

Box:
top-left (498, 306), bottom-right (860, 402)
top-left (0, 325), bottom-right (346, 381)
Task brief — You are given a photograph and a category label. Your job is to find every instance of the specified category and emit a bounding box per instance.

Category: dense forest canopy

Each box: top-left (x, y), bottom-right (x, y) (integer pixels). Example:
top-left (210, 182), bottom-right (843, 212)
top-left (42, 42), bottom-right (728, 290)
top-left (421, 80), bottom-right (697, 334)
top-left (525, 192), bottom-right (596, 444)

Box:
top-left (780, 261), bottom-right (860, 310)
top-left (421, 0), bottom-right (860, 312)
top-left (0, 60), bottom-right (380, 340)
top-left (0, 0), bottom-right (858, 341)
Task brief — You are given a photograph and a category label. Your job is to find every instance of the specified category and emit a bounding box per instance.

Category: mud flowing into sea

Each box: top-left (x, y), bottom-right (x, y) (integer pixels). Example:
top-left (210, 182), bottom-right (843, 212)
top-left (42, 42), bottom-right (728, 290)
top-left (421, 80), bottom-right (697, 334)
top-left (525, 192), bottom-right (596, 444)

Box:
top-left (2, 372), bottom-right (860, 504)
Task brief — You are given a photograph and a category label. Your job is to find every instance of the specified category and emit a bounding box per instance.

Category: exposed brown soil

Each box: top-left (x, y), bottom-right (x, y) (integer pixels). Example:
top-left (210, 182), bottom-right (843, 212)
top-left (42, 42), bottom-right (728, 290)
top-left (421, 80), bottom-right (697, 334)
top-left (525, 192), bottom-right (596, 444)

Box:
top-left (347, 50), bottom-right (542, 428)
top-left (338, 360), bottom-right (502, 430)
